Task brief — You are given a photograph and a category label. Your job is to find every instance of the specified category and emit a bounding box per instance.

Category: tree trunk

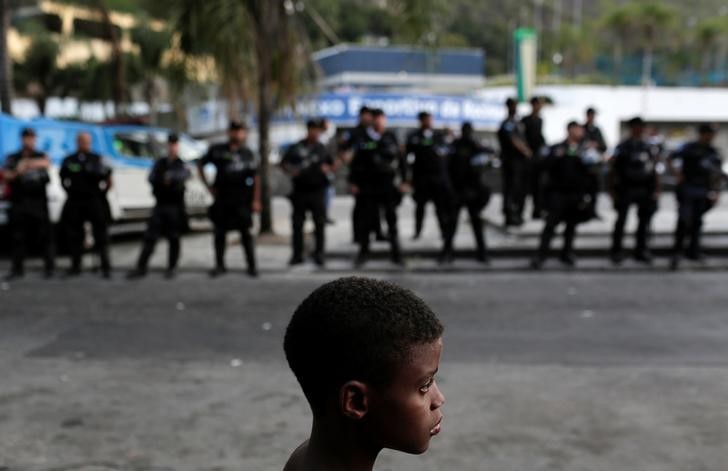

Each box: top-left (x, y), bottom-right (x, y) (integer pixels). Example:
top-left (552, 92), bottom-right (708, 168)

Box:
top-left (257, 55), bottom-right (274, 234)
top-left (0, 0), bottom-right (13, 114)
top-left (35, 94), bottom-right (47, 116)
top-left (95, 0), bottom-right (125, 118)
top-left (613, 42), bottom-right (622, 85)
top-left (145, 77), bottom-right (157, 125)
top-left (252, 0), bottom-right (275, 235)
top-left (642, 45), bottom-right (653, 86)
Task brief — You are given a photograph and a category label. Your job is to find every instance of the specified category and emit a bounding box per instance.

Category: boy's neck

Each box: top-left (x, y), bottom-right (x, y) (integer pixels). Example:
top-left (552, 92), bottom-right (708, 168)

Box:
top-left (304, 417), bottom-right (379, 471)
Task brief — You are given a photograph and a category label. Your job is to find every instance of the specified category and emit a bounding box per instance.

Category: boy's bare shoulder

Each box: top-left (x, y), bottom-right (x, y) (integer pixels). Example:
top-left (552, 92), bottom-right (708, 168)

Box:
top-left (283, 440), bottom-right (309, 471)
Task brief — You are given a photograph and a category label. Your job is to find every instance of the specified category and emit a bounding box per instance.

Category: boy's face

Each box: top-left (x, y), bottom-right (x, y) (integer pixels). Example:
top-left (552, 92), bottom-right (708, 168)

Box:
top-left (366, 338), bottom-right (445, 455)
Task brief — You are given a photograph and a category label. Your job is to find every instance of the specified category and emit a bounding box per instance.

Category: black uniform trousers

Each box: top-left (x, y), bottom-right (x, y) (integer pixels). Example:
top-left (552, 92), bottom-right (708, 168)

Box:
top-left (501, 158), bottom-right (529, 224)
top-left (62, 197), bottom-right (111, 272)
top-left (585, 164), bottom-right (603, 218)
top-left (412, 176), bottom-right (454, 240)
top-left (9, 201), bottom-right (55, 274)
top-left (355, 189), bottom-right (401, 260)
top-left (673, 186), bottom-right (714, 258)
top-left (528, 156), bottom-right (544, 218)
top-left (537, 192), bottom-right (582, 260)
top-left (136, 204), bottom-right (186, 271)
top-left (209, 199), bottom-right (256, 271)
top-left (450, 191), bottom-right (489, 257)
top-left (291, 189), bottom-right (326, 259)
top-left (611, 188), bottom-right (658, 256)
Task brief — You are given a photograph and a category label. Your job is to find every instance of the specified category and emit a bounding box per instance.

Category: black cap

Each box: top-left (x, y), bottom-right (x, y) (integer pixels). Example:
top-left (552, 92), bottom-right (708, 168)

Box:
top-left (21, 128), bottom-right (36, 137)
top-left (371, 108), bottom-right (385, 118)
top-left (168, 133), bottom-right (180, 143)
top-left (530, 96), bottom-right (541, 105)
top-left (505, 97), bottom-right (517, 107)
top-left (586, 107), bottom-right (597, 115)
top-left (698, 123), bottom-right (718, 134)
top-left (627, 116), bottom-right (646, 127)
top-left (359, 106), bottom-right (372, 115)
top-left (417, 111), bottom-right (432, 121)
top-left (229, 120), bottom-right (247, 131)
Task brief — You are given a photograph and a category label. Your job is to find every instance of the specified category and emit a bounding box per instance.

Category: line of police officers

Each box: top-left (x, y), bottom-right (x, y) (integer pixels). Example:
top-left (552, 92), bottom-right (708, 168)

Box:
top-left (4, 129), bottom-right (113, 280)
top-left (3, 104), bottom-right (723, 279)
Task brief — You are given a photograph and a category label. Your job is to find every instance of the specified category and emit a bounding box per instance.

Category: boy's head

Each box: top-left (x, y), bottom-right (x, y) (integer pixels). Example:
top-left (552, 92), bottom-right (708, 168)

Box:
top-left (284, 277), bottom-right (445, 454)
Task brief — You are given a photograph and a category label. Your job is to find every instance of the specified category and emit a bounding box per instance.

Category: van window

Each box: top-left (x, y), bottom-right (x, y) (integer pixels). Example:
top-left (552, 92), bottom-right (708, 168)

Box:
top-left (113, 132), bottom-right (158, 159)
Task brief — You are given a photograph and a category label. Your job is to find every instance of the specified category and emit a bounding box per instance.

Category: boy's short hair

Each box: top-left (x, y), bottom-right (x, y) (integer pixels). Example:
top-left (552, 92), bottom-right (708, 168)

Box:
top-left (284, 277), bottom-right (444, 413)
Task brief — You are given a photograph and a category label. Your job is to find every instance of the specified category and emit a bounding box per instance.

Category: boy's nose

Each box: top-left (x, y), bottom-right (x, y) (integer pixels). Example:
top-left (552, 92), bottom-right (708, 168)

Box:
top-left (431, 383), bottom-right (445, 409)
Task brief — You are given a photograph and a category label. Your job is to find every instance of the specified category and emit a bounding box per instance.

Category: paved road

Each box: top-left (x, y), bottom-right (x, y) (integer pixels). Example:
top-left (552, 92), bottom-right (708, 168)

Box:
top-left (2, 194), bottom-right (728, 470)
top-left (1, 268), bottom-right (727, 471)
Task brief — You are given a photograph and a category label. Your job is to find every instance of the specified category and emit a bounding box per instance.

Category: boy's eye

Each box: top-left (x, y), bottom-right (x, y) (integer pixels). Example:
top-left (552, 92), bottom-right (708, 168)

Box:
top-left (419, 378), bottom-right (434, 393)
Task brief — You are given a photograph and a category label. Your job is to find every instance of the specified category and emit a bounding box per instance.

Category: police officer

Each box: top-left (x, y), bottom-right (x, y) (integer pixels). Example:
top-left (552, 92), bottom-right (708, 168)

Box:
top-left (669, 124), bottom-right (723, 270)
top-left (128, 134), bottom-right (191, 279)
top-left (448, 122), bottom-right (494, 263)
top-left (339, 106), bottom-right (387, 243)
top-left (338, 106), bottom-right (372, 160)
top-left (349, 109), bottom-right (405, 267)
top-left (521, 96), bottom-right (547, 219)
top-left (582, 107), bottom-right (608, 220)
top-left (531, 122), bottom-right (591, 269)
top-left (498, 98), bottom-right (534, 227)
top-left (197, 121), bottom-right (260, 278)
top-left (405, 111), bottom-right (454, 254)
top-left (3, 128), bottom-right (54, 280)
top-left (608, 117), bottom-right (661, 264)
top-left (281, 119), bottom-right (335, 266)
top-left (583, 107), bottom-right (607, 153)
top-left (60, 132), bottom-right (113, 278)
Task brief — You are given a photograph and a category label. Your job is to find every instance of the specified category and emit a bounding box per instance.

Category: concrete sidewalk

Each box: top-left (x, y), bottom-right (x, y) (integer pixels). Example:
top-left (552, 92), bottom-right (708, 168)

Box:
top-left (5, 193), bottom-right (728, 276)
top-left (270, 193), bottom-right (728, 256)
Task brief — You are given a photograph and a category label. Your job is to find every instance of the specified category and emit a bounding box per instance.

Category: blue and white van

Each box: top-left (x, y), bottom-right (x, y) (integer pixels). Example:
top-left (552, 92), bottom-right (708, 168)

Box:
top-left (0, 113), bottom-right (212, 227)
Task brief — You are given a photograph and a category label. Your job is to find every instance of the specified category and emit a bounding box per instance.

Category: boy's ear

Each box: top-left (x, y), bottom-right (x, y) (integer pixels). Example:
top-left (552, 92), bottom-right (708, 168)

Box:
top-left (339, 380), bottom-right (369, 420)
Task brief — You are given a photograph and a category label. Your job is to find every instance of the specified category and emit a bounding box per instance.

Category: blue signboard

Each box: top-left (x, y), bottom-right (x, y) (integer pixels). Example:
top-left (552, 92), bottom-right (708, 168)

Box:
top-left (287, 92), bottom-right (504, 129)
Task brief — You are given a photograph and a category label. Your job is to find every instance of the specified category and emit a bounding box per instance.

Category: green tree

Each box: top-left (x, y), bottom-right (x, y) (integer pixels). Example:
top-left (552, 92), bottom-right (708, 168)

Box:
top-left (166, 0), bottom-right (436, 234)
top-left (694, 18), bottom-right (728, 84)
top-left (602, 2), bottom-right (677, 86)
top-left (131, 25), bottom-right (172, 124)
top-left (13, 32), bottom-right (60, 114)
top-left (57, 0), bottom-right (128, 115)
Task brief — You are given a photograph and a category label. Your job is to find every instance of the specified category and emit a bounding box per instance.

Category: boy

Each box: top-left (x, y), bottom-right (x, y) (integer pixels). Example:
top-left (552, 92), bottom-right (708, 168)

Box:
top-left (283, 277), bottom-right (445, 471)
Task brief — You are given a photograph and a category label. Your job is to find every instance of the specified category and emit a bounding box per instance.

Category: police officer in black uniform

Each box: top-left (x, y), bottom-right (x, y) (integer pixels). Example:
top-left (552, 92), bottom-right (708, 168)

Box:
top-left (339, 106), bottom-right (373, 158)
top-left (498, 98), bottom-right (534, 227)
top-left (60, 132), bottom-right (113, 278)
top-left (198, 121), bottom-right (260, 278)
top-left (582, 107), bottom-right (608, 219)
top-left (608, 117), bottom-right (661, 264)
top-left (669, 124), bottom-right (723, 270)
top-left (128, 134), bottom-right (191, 279)
top-left (405, 111), bottom-right (454, 248)
top-left (583, 107), bottom-right (607, 153)
top-left (531, 122), bottom-right (591, 269)
top-left (349, 109), bottom-right (405, 267)
top-left (281, 119), bottom-right (335, 266)
top-left (339, 106), bottom-right (387, 243)
top-left (448, 122), bottom-right (494, 263)
top-left (3, 128), bottom-right (54, 280)
top-left (521, 96), bottom-right (547, 219)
